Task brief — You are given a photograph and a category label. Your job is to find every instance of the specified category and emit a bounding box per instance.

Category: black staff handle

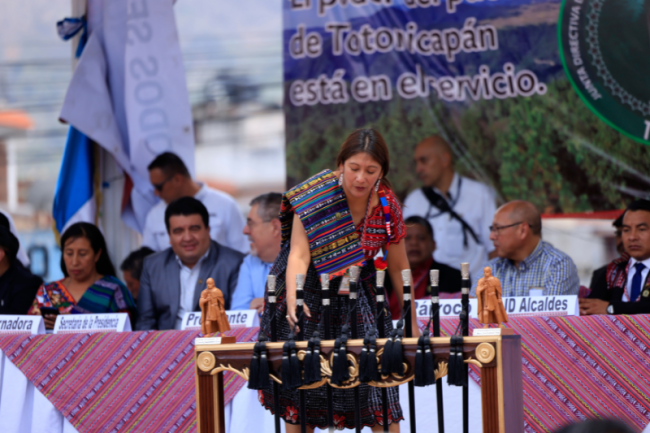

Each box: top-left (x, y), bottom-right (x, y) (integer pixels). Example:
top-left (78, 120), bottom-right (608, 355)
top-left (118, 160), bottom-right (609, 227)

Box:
top-left (460, 263), bottom-right (470, 433)
top-left (430, 270), bottom-right (445, 433)
top-left (321, 273), bottom-right (335, 432)
top-left (349, 267), bottom-right (362, 433)
top-left (402, 269), bottom-right (417, 433)
top-left (296, 275), bottom-right (307, 433)
top-left (376, 271), bottom-right (389, 433)
top-left (267, 275), bottom-right (281, 433)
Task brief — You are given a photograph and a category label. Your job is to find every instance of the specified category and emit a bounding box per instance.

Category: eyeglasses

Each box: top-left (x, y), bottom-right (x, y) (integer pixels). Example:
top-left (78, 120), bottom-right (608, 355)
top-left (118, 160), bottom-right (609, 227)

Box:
top-left (153, 176), bottom-right (174, 192)
top-left (489, 221), bottom-right (525, 234)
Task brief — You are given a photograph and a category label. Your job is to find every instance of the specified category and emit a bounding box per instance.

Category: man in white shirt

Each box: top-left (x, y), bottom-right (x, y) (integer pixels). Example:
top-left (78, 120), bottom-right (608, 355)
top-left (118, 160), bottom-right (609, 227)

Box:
top-left (580, 199), bottom-right (650, 315)
top-left (136, 197), bottom-right (244, 330)
top-left (142, 152), bottom-right (248, 254)
top-left (403, 135), bottom-right (497, 279)
top-left (230, 193), bottom-right (282, 313)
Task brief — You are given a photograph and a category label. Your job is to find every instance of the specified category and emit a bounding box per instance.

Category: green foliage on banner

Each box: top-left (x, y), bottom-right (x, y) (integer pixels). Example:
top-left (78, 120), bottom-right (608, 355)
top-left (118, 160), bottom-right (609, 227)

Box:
top-left (285, 78), bottom-right (650, 213)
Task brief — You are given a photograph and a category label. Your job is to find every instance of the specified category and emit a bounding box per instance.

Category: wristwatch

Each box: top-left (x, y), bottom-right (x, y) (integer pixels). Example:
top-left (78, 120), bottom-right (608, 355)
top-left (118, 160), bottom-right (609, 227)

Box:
top-left (606, 304), bottom-right (615, 315)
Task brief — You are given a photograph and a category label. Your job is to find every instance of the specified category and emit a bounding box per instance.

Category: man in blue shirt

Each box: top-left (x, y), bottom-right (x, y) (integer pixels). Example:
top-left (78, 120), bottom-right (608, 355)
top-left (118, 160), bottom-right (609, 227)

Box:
top-left (230, 193), bottom-right (282, 312)
top-left (471, 200), bottom-right (580, 297)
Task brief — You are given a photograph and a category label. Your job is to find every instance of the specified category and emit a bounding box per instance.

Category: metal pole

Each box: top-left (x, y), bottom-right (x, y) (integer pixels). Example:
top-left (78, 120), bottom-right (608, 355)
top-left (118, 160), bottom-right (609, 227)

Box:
top-left (296, 274), bottom-right (307, 433)
top-left (321, 274), bottom-right (335, 432)
top-left (460, 263), bottom-right (470, 433)
top-left (430, 270), bottom-right (445, 433)
top-left (402, 270), bottom-right (416, 433)
top-left (267, 276), bottom-right (282, 433)
top-left (376, 271), bottom-right (389, 433)
top-left (349, 266), bottom-right (362, 433)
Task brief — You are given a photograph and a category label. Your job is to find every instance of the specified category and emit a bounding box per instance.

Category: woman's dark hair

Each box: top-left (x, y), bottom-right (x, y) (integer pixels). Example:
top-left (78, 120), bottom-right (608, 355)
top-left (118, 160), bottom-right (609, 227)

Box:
top-left (336, 128), bottom-right (392, 189)
top-left (60, 222), bottom-right (116, 277)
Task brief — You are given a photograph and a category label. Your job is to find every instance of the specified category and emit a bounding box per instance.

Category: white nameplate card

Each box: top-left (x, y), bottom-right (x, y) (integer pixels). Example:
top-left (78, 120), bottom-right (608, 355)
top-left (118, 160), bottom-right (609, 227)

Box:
top-left (195, 336), bottom-right (222, 346)
top-left (53, 313), bottom-right (132, 334)
top-left (180, 309), bottom-right (259, 331)
top-left (416, 295), bottom-right (578, 320)
top-left (0, 315), bottom-right (45, 335)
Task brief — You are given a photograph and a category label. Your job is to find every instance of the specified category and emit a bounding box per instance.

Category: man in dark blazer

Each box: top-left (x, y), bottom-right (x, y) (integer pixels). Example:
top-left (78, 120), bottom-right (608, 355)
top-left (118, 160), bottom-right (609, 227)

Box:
top-left (581, 200), bottom-right (650, 315)
top-left (136, 197), bottom-right (244, 330)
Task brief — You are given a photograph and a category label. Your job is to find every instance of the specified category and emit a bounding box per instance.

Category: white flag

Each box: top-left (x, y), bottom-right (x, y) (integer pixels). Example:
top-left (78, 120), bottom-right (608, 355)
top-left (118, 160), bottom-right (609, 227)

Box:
top-left (60, 0), bottom-right (194, 232)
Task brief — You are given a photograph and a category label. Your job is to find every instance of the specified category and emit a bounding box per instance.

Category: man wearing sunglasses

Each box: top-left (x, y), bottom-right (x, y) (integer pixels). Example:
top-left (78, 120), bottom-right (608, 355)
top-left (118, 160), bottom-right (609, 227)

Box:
top-left (471, 200), bottom-right (579, 297)
top-left (142, 152), bottom-right (248, 254)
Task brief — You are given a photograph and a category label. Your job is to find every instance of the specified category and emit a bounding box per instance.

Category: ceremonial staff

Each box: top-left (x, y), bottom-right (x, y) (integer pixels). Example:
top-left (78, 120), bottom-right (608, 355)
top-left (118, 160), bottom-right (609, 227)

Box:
top-left (376, 270), bottom-right (389, 433)
top-left (296, 274), bottom-right (308, 433)
top-left (349, 266), bottom-right (362, 433)
top-left (402, 269), bottom-right (417, 433)
top-left (430, 270), bottom-right (445, 433)
top-left (460, 263), bottom-right (470, 433)
top-left (267, 275), bottom-right (281, 433)
top-left (321, 273), bottom-right (335, 432)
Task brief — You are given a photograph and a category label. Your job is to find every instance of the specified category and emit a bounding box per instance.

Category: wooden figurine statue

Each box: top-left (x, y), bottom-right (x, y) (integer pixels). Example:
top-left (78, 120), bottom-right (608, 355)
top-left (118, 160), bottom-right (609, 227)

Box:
top-left (199, 278), bottom-right (231, 335)
top-left (476, 267), bottom-right (508, 327)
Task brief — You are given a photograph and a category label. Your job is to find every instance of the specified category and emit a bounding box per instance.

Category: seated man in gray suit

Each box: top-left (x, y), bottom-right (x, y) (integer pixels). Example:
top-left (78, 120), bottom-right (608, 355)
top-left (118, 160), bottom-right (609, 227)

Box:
top-left (136, 197), bottom-right (245, 330)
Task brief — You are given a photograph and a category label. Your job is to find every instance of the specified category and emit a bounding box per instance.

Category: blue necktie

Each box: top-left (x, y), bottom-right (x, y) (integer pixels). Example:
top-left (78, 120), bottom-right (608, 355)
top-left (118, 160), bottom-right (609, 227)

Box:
top-left (630, 262), bottom-right (646, 302)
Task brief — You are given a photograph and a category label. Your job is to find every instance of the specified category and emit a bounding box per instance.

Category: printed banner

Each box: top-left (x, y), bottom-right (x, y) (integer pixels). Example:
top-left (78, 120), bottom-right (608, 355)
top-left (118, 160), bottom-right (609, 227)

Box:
top-left (283, 0), bottom-right (650, 211)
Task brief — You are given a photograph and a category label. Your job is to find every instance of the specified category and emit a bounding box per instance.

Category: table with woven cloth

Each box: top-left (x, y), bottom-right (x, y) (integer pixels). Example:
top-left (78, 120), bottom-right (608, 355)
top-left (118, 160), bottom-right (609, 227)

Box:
top-left (0, 316), bottom-right (649, 433)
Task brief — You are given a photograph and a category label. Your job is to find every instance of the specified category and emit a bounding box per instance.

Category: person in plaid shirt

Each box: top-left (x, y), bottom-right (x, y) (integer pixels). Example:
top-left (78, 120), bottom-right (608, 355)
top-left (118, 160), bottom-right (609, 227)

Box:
top-left (471, 200), bottom-right (579, 297)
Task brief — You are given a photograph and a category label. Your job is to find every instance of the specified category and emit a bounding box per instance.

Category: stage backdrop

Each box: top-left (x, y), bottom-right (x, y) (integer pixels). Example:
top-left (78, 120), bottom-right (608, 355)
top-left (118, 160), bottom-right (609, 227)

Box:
top-left (282, 0), bottom-right (650, 212)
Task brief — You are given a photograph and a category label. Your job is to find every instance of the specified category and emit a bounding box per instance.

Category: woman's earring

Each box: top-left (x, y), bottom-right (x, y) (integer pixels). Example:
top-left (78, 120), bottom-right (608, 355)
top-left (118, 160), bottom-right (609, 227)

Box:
top-left (339, 173), bottom-right (343, 187)
top-left (375, 179), bottom-right (381, 192)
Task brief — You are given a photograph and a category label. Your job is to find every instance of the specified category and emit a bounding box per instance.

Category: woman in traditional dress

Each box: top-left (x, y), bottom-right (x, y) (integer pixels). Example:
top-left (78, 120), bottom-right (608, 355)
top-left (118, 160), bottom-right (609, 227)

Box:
top-left (260, 129), bottom-right (417, 432)
top-left (28, 222), bottom-right (136, 329)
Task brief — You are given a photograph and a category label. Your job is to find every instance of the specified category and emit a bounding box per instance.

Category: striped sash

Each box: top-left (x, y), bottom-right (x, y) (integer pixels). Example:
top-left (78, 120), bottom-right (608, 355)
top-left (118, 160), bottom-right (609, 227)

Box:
top-left (281, 170), bottom-right (365, 277)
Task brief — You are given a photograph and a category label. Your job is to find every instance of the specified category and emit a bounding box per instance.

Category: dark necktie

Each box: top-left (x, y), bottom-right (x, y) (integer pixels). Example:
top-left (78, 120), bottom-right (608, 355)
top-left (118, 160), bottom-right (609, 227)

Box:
top-left (630, 262), bottom-right (646, 302)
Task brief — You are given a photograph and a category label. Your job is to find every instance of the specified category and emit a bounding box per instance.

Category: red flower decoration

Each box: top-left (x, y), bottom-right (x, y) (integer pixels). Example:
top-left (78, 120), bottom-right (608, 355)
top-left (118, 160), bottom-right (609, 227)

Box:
top-left (284, 406), bottom-right (298, 423)
top-left (334, 414), bottom-right (346, 429)
top-left (374, 257), bottom-right (387, 271)
top-left (374, 408), bottom-right (392, 426)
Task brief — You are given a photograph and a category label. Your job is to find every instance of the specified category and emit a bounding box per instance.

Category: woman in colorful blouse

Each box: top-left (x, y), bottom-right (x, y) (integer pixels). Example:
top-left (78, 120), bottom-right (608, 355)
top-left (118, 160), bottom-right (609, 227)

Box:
top-left (260, 129), bottom-right (416, 432)
top-left (29, 222), bottom-right (136, 329)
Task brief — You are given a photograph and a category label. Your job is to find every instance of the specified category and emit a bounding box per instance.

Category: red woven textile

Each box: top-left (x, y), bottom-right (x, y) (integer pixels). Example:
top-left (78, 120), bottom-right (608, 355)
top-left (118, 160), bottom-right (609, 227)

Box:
top-left (0, 328), bottom-right (258, 433)
top-left (437, 315), bottom-right (650, 432)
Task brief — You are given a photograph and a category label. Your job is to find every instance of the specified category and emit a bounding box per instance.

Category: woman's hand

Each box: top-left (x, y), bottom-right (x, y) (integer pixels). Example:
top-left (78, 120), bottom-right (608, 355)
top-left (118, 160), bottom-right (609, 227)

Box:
top-left (43, 314), bottom-right (57, 330)
top-left (286, 297), bottom-right (311, 333)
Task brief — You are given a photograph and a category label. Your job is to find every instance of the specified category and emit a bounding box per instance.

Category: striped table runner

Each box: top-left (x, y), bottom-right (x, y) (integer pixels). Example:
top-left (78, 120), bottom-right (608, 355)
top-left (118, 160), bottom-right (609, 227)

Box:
top-left (437, 315), bottom-right (650, 432)
top-left (0, 327), bottom-right (258, 433)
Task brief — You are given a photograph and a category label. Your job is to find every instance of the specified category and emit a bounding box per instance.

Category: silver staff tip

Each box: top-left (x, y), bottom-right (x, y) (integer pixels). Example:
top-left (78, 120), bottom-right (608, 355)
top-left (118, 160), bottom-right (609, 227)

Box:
top-left (376, 270), bottom-right (385, 287)
top-left (296, 273), bottom-right (306, 288)
top-left (320, 273), bottom-right (330, 288)
top-left (341, 276), bottom-right (350, 290)
top-left (429, 269), bottom-right (439, 286)
top-left (266, 274), bottom-right (276, 292)
top-left (401, 269), bottom-right (412, 286)
top-left (461, 263), bottom-right (470, 279)
top-left (349, 266), bottom-right (360, 282)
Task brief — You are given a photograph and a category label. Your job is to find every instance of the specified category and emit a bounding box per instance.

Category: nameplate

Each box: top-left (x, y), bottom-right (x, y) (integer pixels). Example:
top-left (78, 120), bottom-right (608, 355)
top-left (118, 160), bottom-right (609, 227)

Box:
top-left (416, 295), bottom-right (578, 320)
top-left (180, 310), bottom-right (259, 331)
top-left (195, 337), bottom-right (221, 345)
top-left (53, 313), bottom-right (132, 334)
top-left (472, 327), bottom-right (515, 336)
top-left (0, 315), bottom-right (45, 335)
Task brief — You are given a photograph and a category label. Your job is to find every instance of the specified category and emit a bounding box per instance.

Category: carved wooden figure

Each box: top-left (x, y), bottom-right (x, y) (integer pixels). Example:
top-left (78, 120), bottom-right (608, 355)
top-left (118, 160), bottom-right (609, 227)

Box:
top-left (476, 267), bottom-right (508, 327)
top-left (199, 278), bottom-right (231, 335)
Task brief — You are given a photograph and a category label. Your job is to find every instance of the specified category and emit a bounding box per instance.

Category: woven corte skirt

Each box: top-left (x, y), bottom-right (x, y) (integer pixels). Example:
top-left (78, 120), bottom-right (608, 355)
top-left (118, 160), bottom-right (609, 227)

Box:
top-left (259, 246), bottom-right (403, 430)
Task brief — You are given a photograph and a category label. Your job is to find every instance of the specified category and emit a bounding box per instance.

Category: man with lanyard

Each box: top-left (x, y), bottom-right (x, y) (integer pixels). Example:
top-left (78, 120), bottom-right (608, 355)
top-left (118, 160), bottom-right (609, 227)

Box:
top-left (580, 199), bottom-right (650, 315)
top-left (403, 135), bottom-right (497, 279)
